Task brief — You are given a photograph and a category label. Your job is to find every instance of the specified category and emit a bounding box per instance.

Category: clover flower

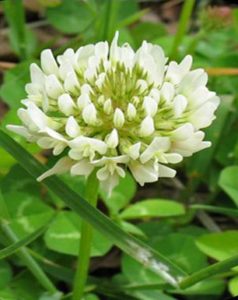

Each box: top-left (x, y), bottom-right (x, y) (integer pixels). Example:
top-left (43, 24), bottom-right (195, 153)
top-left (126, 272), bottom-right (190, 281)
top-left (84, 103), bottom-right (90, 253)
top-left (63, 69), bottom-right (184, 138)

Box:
top-left (8, 32), bottom-right (220, 193)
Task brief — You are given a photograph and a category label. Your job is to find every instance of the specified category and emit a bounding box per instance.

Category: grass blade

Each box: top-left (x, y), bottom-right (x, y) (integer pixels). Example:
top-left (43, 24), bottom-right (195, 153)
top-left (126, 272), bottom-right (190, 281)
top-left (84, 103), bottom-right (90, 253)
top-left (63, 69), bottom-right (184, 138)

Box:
top-left (3, 0), bottom-right (27, 60)
top-left (191, 204), bottom-right (238, 218)
top-left (1, 221), bottom-right (58, 293)
top-left (180, 254), bottom-right (238, 289)
top-left (0, 129), bottom-right (186, 287)
top-left (170, 0), bottom-right (195, 59)
top-left (0, 217), bottom-right (53, 260)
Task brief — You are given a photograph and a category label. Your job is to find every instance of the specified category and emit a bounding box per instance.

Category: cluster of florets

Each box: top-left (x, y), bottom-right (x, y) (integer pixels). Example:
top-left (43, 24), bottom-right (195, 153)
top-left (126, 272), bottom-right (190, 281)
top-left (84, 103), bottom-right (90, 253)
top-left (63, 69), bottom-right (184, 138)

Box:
top-left (8, 32), bottom-right (219, 193)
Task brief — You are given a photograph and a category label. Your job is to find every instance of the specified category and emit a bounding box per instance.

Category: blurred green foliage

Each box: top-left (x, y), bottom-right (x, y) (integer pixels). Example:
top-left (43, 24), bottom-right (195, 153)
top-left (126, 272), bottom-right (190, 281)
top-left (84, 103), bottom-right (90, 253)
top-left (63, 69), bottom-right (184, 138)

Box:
top-left (1, 0), bottom-right (238, 299)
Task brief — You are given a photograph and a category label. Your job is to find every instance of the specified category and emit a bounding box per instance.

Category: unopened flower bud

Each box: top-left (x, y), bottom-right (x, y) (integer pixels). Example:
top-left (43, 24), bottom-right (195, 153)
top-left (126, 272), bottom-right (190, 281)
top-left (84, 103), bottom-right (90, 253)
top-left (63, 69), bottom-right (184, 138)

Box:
top-left (113, 108), bottom-right (125, 128)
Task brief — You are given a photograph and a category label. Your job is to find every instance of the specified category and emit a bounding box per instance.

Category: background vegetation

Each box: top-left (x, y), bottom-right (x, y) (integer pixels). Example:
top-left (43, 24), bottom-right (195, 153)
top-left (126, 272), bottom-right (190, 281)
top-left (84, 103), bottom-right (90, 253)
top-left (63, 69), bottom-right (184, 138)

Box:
top-left (0, 0), bottom-right (238, 299)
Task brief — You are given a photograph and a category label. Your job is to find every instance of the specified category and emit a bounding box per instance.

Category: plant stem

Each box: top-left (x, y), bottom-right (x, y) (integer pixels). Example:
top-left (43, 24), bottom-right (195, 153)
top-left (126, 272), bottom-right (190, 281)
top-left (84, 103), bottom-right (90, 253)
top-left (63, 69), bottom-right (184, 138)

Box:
top-left (72, 170), bottom-right (99, 300)
top-left (1, 222), bottom-right (57, 293)
top-left (170, 0), bottom-right (196, 59)
top-left (196, 210), bottom-right (221, 232)
top-left (180, 254), bottom-right (238, 289)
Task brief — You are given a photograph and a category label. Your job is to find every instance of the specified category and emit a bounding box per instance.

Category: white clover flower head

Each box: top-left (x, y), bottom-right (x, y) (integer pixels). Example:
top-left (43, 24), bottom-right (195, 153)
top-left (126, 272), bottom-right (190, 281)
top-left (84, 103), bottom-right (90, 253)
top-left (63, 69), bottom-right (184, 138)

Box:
top-left (7, 32), bottom-right (220, 194)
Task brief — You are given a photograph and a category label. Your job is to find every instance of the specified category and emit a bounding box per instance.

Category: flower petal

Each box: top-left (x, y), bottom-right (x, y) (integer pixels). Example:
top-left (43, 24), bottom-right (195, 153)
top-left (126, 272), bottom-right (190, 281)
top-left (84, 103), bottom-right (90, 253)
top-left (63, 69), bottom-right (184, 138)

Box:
top-left (37, 157), bottom-right (73, 181)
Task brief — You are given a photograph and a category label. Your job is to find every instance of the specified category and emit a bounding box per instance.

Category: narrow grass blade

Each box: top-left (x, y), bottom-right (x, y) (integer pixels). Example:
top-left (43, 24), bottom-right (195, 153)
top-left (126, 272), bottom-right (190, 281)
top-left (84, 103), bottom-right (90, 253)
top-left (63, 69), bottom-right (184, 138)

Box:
top-left (180, 254), bottom-right (238, 289)
top-left (170, 0), bottom-right (195, 59)
top-left (0, 217), bottom-right (53, 260)
top-left (118, 8), bottom-right (149, 28)
top-left (191, 204), bottom-right (238, 218)
top-left (3, 0), bottom-right (27, 60)
top-left (99, 0), bottom-right (119, 41)
top-left (0, 129), bottom-right (186, 287)
top-left (1, 221), bottom-right (57, 293)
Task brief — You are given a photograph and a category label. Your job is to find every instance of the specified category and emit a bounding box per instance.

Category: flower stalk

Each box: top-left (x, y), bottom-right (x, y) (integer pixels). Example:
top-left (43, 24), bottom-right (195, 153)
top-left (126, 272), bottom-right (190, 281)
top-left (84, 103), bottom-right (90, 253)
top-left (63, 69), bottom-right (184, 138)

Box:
top-left (72, 170), bottom-right (99, 300)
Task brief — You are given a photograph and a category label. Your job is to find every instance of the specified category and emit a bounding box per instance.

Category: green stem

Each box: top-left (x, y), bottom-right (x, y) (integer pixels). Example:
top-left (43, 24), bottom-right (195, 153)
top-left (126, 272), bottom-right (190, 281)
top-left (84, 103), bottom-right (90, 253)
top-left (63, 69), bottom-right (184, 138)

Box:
top-left (180, 254), bottom-right (238, 289)
top-left (170, 0), bottom-right (196, 59)
top-left (196, 210), bottom-right (221, 232)
top-left (72, 170), bottom-right (99, 300)
top-left (191, 204), bottom-right (238, 218)
top-left (1, 222), bottom-right (57, 293)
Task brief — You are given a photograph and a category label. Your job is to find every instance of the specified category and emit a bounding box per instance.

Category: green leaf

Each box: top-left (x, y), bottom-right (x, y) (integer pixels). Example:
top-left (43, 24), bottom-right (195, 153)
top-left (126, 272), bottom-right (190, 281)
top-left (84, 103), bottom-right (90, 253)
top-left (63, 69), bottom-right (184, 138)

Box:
top-left (4, 191), bottom-right (52, 219)
top-left (0, 164), bottom-right (40, 195)
top-left (138, 221), bottom-right (173, 240)
top-left (116, 0), bottom-right (139, 22)
top-left (131, 22), bottom-right (167, 48)
top-left (100, 172), bottom-right (136, 215)
top-left (0, 189), bottom-right (10, 221)
top-left (118, 9), bottom-right (148, 30)
top-left (119, 199), bottom-right (185, 220)
top-left (122, 232), bottom-right (207, 291)
top-left (0, 261), bottom-right (12, 289)
top-left (128, 290), bottom-right (175, 300)
top-left (177, 225), bottom-right (208, 237)
top-left (0, 129), bottom-right (186, 286)
top-left (0, 62), bottom-right (31, 110)
top-left (118, 220), bottom-right (146, 237)
top-left (153, 233), bottom-right (208, 273)
top-left (4, 272), bottom-right (43, 300)
top-left (48, 171), bottom-right (85, 208)
top-left (117, 28), bottom-right (135, 47)
top-left (174, 278), bottom-right (225, 296)
top-left (9, 28), bottom-right (38, 60)
top-left (84, 294), bottom-right (99, 300)
top-left (215, 110), bottom-right (238, 167)
top-left (44, 211), bottom-right (113, 257)
top-left (219, 166), bottom-right (238, 207)
top-left (2, 191), bottom-right (54, 238)
top-left (121, 255), bottom-right (174, 300)
top-left (0, 148), bottom-right (16, 176)
top-left (3, 0), bottom-right (27, 59)
top-left (214, 52), bottom-right (238, 68)
top-left (229, 276), bottom-right (238, 296)
top-left (0, 218), bottom-right (53, 260)
top-left (196, 230), bottom-right (238, 261)
top-left (122, 221), bottom-right (172, 285)
top-left (0, 288), bottom-right (16, 300)
top-left (39, 292), bottom-right (62, 300)
top-left (122, 254), bottom-right (165, 286)
top-left (46, 0), bottom-right (94, 34)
